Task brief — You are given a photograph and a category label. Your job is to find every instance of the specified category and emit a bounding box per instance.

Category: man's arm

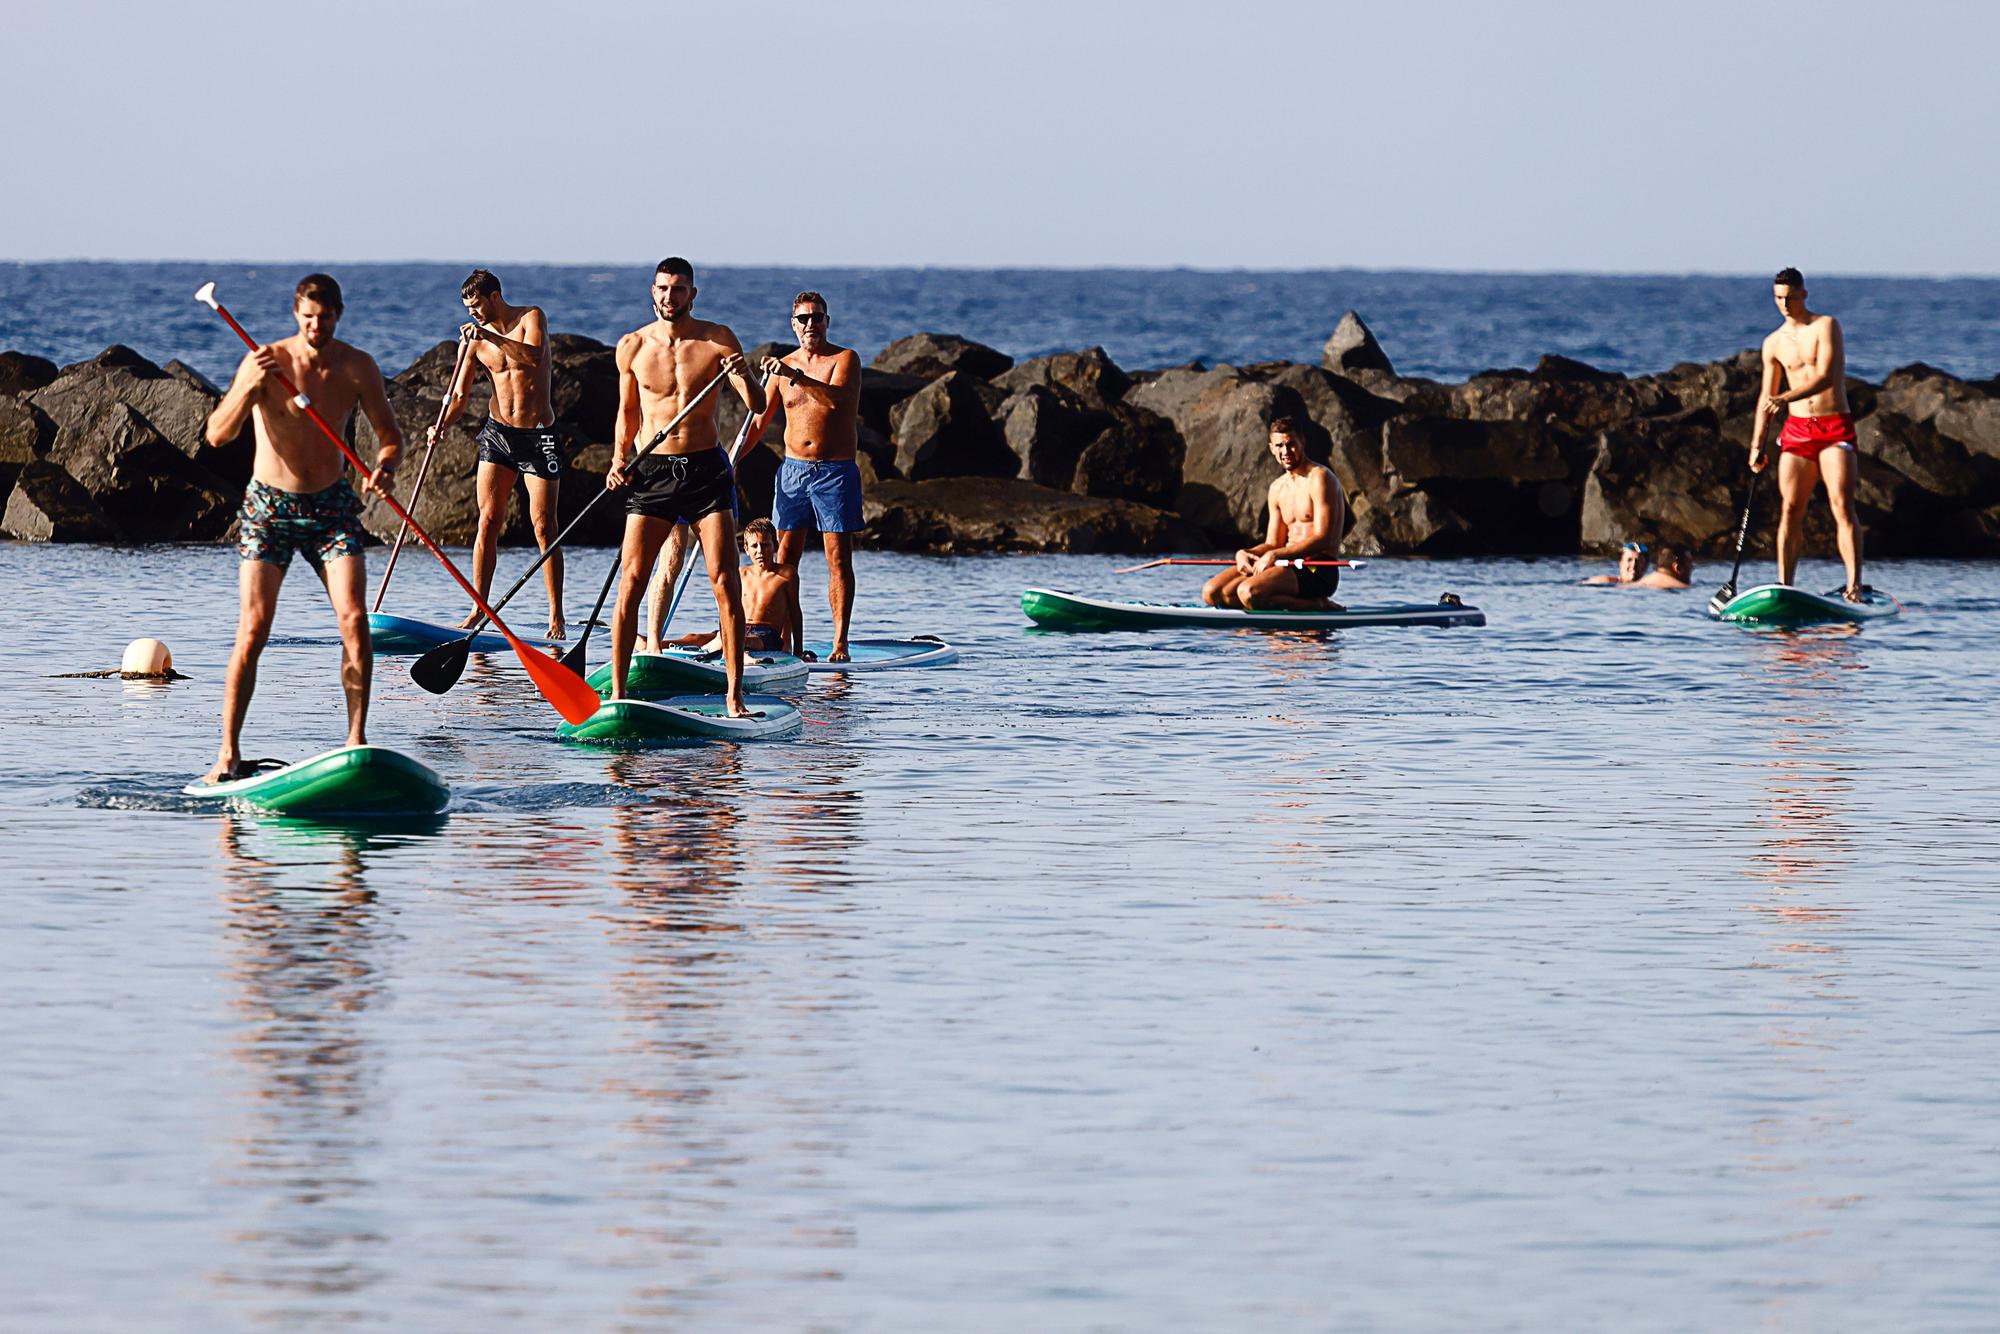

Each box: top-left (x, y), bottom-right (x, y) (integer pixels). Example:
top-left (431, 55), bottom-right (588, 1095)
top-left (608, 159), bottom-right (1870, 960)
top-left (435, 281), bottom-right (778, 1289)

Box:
top-left (1749, 336), bottom-right (1786, 467)
top-left (716, 330), bottom-right (765, 417)
top-left (205, 348), bottom-right (270, 446)
top-left (606, 333), bottom-right (643, 489)
top-left (434, 333), bottom-right (480, 434)
top-left (354, 352), bottom-right (404, 495)
top-left (762, 348), bottom-right (860, 411)
top-left (1238, 481), bottom-right (1285, 571)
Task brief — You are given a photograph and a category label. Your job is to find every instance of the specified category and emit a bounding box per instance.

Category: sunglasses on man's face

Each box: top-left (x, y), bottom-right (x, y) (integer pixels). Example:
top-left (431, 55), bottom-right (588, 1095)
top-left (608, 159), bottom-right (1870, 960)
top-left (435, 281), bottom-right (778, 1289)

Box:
top-left (793, 312), bottom-right (826, 325)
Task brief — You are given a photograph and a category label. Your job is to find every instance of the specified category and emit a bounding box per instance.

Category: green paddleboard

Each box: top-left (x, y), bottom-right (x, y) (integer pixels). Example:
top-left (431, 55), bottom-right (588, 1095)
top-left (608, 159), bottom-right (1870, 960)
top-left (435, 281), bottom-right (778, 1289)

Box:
top-left (1709, 584), bottom-right (1900, 625)
top-left (559, 695), bottom-right (804, 745)
top-left (1021, 587), bottom-right (1487, 631)
top-left (585, 648), bottom-right (809, 696)
top-left (182, 745), bottom-right (450, 817)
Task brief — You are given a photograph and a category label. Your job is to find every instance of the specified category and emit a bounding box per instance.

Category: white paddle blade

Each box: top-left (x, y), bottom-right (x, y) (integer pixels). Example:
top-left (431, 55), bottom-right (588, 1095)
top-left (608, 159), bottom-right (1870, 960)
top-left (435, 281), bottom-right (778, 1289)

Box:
top-left (193, 282), bottom-right (218, 309)
top-left (292, 393), bottom-right (312, 409)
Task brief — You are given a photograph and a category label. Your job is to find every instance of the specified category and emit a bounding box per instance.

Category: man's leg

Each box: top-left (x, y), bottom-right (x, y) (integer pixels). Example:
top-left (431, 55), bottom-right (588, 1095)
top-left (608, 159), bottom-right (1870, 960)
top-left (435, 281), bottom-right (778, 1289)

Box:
top-left (1202, 570), bottom-right (1246, 606)
top-left (1819, 447), bottom-right (1865, 594)
top-left (206, 560), bottom-right (285, 782)
top-left (644, 522), bottom-right (695, 652)
top-left (611, 514), bottom-right (672, 699)
top-left (694, 509), bottom-right (749, 716)
top-left (523, 473), bottom-right (566, 639)
top-left (459, 460), bottom-right (516, 628)
top-left (823, 530), bottom-right (855, 661)
top-left (321, 553), bottom-right (373, 746)
top-left (1238, 567), bottom-right (1333, 611)
top-left (1775, 451), bottom-right (1817, 586)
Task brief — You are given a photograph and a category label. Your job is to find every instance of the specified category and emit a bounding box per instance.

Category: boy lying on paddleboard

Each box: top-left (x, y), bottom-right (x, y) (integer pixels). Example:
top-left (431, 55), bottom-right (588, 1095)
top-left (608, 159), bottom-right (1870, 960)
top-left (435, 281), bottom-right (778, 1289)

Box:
top-left (654, 518), bottom-right (801, 655)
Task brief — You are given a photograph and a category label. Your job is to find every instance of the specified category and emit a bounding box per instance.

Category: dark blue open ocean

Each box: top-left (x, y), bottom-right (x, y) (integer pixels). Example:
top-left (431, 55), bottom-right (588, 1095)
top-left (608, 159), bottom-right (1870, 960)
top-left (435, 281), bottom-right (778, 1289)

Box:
top-left (4, 262), bottom-right (1997, 384)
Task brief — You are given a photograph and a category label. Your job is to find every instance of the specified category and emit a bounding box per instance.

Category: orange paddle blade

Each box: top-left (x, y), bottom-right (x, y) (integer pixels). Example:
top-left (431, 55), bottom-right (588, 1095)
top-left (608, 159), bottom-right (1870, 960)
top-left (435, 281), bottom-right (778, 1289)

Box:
top-left (508, 635), bottom-right (605, 724)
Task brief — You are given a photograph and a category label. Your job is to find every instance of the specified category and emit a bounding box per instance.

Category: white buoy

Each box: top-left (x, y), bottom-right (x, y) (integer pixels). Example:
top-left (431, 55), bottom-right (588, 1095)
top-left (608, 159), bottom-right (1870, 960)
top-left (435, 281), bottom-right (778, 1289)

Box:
top-left (121, 638), bottom-right (173, 675)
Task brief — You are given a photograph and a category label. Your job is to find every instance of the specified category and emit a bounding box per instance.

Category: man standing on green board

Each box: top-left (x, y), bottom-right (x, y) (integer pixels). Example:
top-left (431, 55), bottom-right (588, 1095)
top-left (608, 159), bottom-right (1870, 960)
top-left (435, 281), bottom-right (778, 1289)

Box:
top-left (1749, 267), bottom-right (1865, 598)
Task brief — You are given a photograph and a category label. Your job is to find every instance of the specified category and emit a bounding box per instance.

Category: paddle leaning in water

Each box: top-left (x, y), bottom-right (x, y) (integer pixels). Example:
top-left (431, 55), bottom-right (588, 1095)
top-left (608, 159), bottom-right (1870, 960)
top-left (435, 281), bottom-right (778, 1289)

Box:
top-left (371, 328), bottom-right (475, 612)
top-left (407, 368), bottom-right (736, 693)
top-left (1707, 467), bottom-right (1763, 616)
top-left (194, 282), bottom-right (601, 725)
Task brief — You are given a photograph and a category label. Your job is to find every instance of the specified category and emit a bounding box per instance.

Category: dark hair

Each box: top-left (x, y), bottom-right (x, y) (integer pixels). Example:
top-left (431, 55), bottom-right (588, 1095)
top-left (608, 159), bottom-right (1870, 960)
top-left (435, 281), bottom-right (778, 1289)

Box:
top-left (741, 517), bottom-right (777, 545)
top-left (461, 268), bottom-right (501, 299)
top-left (1655, 543), bottom-right (1689, 569)
top-left (1268, 415), bottom-right (1301, 438)
top-left (655, 257), bottom-right (695, 281)
top-left (792, 290), bottom-right (827, 314)
top-left (1773, 267), bottom-right (1805, 289)
top-left (294, 272), bottom-right (343, 313)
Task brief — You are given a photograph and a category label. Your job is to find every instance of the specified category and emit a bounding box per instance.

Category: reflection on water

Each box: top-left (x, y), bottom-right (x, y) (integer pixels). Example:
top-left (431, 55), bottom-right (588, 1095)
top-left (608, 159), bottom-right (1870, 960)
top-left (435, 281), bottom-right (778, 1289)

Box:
top-left (208, 819), bottom-right (390, 1320)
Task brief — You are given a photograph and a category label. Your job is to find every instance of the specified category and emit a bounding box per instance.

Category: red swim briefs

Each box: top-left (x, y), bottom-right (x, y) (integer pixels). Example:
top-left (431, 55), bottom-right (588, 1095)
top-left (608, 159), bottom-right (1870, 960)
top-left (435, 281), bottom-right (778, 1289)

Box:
top-left (1779, 412), bottom-right (1858, 458)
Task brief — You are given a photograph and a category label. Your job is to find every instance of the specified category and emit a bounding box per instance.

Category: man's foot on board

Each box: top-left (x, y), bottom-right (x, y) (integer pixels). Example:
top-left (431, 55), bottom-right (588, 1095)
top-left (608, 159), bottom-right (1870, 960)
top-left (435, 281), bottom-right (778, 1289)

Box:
top-left (456, 610), bottom-right (482, 630)
top-left (1843, 584), bottom-right (1870, 603)
top-left (829, 642), bottom-right (851, 663)
top-left (725, 694), bottom-right (751, 719)
top-left (200, 756), bottom-right (242, 786)
top-left (547, 617), bottom-right (567, 641)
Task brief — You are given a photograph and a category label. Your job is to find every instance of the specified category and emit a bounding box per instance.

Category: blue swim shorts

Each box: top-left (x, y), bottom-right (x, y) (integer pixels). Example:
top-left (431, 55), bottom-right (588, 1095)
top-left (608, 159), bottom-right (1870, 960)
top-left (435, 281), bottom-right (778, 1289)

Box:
top-left (771, 457), bottom-right (864, 534)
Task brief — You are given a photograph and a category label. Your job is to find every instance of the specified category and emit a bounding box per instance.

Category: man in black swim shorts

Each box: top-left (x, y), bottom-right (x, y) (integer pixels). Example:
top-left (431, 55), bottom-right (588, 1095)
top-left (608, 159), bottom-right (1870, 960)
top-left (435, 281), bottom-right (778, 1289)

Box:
top-left (433, 269), bottom-right (566, 638)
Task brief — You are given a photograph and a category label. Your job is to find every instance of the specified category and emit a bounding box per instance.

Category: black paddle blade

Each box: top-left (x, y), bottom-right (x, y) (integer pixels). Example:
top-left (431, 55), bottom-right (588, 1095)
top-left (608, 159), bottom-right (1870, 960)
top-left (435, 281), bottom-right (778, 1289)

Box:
top-left (558, 636), bottom-right (590, 675)
top-left (1707, 585), bottom-right (1736, 617)
top-left (409, 637), bottom-right (474, 694)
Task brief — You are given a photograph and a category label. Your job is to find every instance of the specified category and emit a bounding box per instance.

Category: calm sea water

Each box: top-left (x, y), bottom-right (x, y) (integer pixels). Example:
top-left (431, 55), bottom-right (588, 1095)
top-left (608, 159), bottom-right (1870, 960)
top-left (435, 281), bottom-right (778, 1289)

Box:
top-left (3, 261), bottom-right (1998, 386)
top-left (4, 543), bottom-right (1999, 1329)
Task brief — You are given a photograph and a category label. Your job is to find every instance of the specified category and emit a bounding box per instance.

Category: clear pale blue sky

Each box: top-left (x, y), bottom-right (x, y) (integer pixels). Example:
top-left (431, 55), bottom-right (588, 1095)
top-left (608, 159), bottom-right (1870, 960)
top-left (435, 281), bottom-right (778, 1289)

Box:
top-left (6, 0), bottom-right (1992, 272)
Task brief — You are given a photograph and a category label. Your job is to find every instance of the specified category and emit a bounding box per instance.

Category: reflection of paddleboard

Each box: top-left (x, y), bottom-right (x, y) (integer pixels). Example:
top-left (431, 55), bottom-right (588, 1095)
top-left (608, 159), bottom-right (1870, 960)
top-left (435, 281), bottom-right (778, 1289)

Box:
top-left (1709, 584), bottom-right (1901, 625)
top-left (182, 745), bottom-right (450, 817)
top-left (368, 612), bottom-right (510, 655)
top-left (558, 695), bottom-right (804, 745)
top-left (1020, 588), bottom-right (1487, 631)
top-left (585, 648), bottom-right (809, 696)
top-left (803, 636), bottom-right (960, 672)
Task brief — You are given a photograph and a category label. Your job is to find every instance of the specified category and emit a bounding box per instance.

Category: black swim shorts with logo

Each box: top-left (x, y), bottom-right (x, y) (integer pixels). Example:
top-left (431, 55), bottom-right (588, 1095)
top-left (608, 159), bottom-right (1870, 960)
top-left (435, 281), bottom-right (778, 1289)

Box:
top-left (475, 418), bottom-right (564, 479)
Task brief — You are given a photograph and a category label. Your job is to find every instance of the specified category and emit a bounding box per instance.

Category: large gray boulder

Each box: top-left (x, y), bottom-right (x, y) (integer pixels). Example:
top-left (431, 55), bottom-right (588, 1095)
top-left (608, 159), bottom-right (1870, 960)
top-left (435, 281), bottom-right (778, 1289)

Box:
top-left (29, 344), bottom-right (254, 488)
top-left (863, 475), bottom-right (1202, 553)
top-left (0, 397), bottom-right (46, 494)
top-left (1579, 412), bottom-right (1747, 557)
top-left (0, 351), bottom-right (59, 399)
top-left (1071, 405), bottom-right (1183, 509)
top-left (43, 399), bottom-right (235, 540)
top-left (999, 384), bottom-right (1112, 488)
top-left (889, 372), bottom-right (1017, 480)
top-left (1321, 310), bottom-right (1394, 376)
top-left (3, 459), bottom-right (117, 542)
top-left (992, 347), bottom-right (1131, 412)
top-left (1127, 366), bottom-right (1308, 543)
top-left (871, 332), bottom-right (1013, 382)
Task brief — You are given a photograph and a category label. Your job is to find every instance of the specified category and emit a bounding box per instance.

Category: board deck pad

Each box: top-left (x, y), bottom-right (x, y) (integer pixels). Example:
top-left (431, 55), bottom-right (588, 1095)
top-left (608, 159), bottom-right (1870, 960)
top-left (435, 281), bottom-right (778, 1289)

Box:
top-left (1021, 588), bottom-right (1486, 631)
top-left (558, 694), bottom-right (804, 745)
top-left (1709, 584), bottom-right (1901, 625)
top-left (803, 637), bottom-right (960, 671)
top-left (182, 745), bottom-right (450, 817)
top-left (585, 648), bottom-right (809, 697)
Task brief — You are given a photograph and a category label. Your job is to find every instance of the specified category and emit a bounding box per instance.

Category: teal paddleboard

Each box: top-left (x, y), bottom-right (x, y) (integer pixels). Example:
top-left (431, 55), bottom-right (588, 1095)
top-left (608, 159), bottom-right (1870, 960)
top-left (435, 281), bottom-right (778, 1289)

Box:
top-left (803, 636), bottom-right (959, 672)
top-left (1021, 588), bottom-right (1486, 631)
top-left (1709, 584), bottom-right (1900, 625)
top-left (182, 745), bottom-right (450, 816)
top-left (368, 612), bottom-right (511, 655)
top-left (558, 695), bottom-right (804, 745)
top-left (585, 648), bottom-right (809, 696)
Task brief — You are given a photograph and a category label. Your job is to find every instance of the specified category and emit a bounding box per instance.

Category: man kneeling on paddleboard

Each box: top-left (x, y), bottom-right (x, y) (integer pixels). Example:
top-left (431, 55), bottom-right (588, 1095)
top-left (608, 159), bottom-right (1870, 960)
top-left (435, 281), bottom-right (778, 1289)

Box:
top-left (1202, 415), bottom-right (1347, 611)
top-left (656, 519), bottom-right (800, 655)
top-left (199, 273), bottom-right (404, 784)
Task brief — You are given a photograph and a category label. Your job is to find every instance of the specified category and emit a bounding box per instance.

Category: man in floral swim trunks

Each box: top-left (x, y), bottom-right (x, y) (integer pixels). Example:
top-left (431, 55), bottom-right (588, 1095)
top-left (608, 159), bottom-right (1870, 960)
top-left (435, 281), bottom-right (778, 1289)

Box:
top-left (199, 273), bottom-right (405, 783)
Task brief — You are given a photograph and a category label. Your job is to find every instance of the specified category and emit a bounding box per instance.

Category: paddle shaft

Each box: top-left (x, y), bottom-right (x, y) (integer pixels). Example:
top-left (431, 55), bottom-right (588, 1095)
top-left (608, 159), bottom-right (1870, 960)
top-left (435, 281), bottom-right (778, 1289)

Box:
top-left (200, 295), bottom-right (543, 654)
top-left (372, 332), bottom-right (474, 612)
top-left (1115, 557), bottom-right (1363, 573)
top-left (1719, 468), bottom-right (1762, 598)
top-left (659, 390), bottom-right (779, 635)
top-left (457, 369), bottom-right (732, 634)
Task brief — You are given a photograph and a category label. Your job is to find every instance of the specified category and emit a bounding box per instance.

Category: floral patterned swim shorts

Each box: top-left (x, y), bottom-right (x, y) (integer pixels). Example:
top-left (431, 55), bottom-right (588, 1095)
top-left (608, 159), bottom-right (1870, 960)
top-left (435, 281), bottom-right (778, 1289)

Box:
top-left (237, 478), bottom-right (367, 569)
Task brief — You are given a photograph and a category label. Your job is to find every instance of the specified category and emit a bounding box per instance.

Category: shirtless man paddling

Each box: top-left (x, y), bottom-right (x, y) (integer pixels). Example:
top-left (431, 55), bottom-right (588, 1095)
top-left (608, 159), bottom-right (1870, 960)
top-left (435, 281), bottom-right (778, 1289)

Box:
top-left (1749, 267), bottom-right (1864, 598)
top-left (435, 269), bottom-right (565, 637)
top-left (199, 273), bottom-right (404, 783)
top-left (761, 291), bottom-right (864, 660)
top-left (1201, 416), bottom-right (1347, 611)
top-left (603, 258), bottom-right (766, 714)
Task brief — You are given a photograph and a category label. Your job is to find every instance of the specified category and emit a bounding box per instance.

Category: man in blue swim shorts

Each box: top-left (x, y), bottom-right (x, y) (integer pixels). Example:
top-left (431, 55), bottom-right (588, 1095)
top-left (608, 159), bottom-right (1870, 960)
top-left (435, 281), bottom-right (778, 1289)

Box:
top-left (759, 291), bottom-right (865, 661)
top-left (199, 273), bottom-right (404, 784)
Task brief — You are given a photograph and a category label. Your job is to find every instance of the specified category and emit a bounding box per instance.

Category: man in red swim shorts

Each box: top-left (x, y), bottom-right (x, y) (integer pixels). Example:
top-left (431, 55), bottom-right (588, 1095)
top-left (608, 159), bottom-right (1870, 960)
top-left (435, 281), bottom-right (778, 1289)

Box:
top-left (1748, 267), bottom-right (1864, 597)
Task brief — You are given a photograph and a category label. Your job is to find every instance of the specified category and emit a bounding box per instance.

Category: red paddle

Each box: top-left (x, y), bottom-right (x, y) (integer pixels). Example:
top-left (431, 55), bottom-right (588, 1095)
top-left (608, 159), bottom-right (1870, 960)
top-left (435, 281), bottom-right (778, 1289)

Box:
top-left (1114, 557), bottom-right (1366, 573)
top-left (196, 282), bottom-right (601, 725)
